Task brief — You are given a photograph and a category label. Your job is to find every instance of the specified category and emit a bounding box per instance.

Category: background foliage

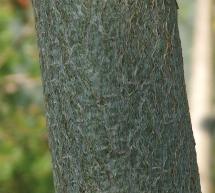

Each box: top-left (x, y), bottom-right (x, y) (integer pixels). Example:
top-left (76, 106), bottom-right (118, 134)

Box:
top-left (0, 0), bottom-right (53, 193)
top-left (0, 0), bottom-right (211, 193)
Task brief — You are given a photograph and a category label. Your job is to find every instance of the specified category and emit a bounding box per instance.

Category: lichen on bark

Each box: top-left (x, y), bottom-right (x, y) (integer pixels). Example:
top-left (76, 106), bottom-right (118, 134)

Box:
top-left (32, 1), bottom-right (201, 193)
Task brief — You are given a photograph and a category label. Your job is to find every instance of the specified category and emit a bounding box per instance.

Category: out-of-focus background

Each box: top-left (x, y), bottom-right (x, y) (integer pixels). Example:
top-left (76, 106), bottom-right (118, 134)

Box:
top-left (0, 0), bottom-right (214, 193)
top-left (0, 0), bottom-right (53, 193)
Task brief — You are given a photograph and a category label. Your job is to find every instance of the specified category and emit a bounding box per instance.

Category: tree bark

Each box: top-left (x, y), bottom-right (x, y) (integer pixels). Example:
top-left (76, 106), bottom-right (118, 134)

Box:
top-left (32, 1), bottom-right (201, 193)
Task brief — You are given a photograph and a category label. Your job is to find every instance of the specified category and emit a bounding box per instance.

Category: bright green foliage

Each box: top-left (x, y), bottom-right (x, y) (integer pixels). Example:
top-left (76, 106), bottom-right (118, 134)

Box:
top-left (0, 1), bottom-right (54, 193)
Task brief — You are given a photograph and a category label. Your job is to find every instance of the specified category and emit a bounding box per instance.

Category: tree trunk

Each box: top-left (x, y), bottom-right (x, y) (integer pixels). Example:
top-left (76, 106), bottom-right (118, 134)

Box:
top-left (32, 1), bottom-right (201, 193)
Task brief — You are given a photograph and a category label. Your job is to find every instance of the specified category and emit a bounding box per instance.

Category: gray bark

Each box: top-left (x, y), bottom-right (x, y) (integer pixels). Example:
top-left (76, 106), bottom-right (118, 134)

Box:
top-left (32, 1), bottom-right (201, 193)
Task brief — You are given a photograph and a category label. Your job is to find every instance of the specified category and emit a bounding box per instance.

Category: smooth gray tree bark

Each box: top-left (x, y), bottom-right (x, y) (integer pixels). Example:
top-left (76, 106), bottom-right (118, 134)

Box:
top-left (32, 1), bottom-right (201, 193)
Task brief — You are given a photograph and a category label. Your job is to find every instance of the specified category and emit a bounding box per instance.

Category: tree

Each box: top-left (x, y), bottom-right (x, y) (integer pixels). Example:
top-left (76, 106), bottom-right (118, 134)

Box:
top-left (32, 1), bottom-right (201, 193)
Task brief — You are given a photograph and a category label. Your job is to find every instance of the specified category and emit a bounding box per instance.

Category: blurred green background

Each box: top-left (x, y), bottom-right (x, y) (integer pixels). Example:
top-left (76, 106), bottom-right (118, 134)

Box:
top-left (0, 0), bottom-right (53, 193)
top-left (0, 0), bottom-right (213, 193)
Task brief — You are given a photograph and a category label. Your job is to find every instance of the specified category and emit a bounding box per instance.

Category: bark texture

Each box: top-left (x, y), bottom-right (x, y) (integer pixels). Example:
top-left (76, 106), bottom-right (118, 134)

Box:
top-left (32, 1), bottom-right (201, 193)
